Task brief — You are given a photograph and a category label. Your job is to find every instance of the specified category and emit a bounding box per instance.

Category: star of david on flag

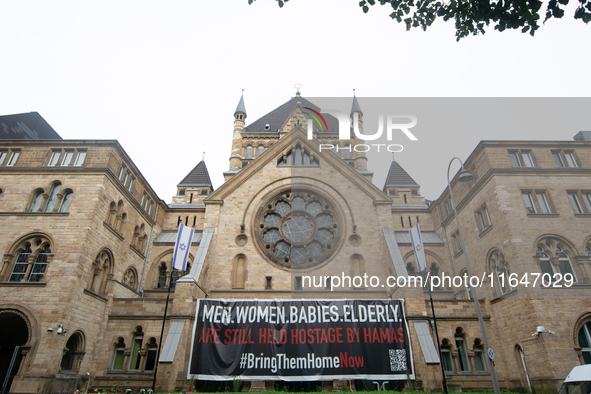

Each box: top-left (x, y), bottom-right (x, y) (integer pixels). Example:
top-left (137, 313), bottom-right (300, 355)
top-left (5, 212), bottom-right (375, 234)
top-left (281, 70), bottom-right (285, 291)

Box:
top-left (409, 223), bottom-right (427, 272)
top-left (173, 223), bottom-right (194, 272)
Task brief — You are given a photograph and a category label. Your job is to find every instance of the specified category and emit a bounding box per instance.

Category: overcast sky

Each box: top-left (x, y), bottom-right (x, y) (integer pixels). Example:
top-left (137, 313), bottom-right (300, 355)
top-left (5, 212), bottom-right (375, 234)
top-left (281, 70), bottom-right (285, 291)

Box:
top-left (1, 1), bottom-right (590, 202)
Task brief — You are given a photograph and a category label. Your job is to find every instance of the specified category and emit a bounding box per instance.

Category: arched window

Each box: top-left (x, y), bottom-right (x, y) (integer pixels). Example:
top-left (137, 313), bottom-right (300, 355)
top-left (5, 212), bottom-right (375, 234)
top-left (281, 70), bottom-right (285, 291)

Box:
top-left (58, 192), bottom-right (73, 212)
top-left (170, 268), bottom-right (179, 288)
top-left (350, 255), bottom-right (365, 289)
top-left (128, 327), bottom-right (143, 371)
top-left (60, 331), bottom-right (85, 372)
top-left (157, 263), bottom-right (167, 289)
top-left (144, 338), bottom-right (158, 371)
top-left (28, 244), bottom-right (51, 282)
top-left (114, 200), bottom-right (126, 233)
top-left (45, 183), bottom-right (61, 212)
top-left (455, 328), bottom-right (470, 372)
top-left (232, 255), bottom-right (246, 289)
top-left (7, 237), bottom-right (53, 283)
top-left (277, 145), bottom-right (319, 167)
top-left (29, 191), bottom-right (44, 212)
top-left (89, 249), bottom-right (114, 295)
top-left (106, 202), bottom-right (117, 227)
top-left (536, 239), bottom-right (578, 283)
top-left (489, 249), bottom-right (511, 295)
top-left (257, 145), bottom-right (265, 156)
top-left (132, 224), bottom-right (147, 254)
top-left (245, 145), bottom-right (253, 159)
top-left (112, 338), bottom-right (126, 370)
top-left (9, 243), bottom-right (32, 282)
top-left (473, 339), bottom-right (486, 372)
top-left (440, 339), bottom-right (453, 372)
top-left (154, 255), bottom-right (191, 289)
top-left (556, 246), bottom-right (577, 281)
top-left (123, 268), bottom-right (137, 289)
top-left (344, 145), bottom-right (351, 159)
top-left (429, 262), bottom-right (441, 289)
top-left (578, 321), bottom-right (591, 364)
top-left (459, 269), bottom-right (470, 299)
top-left (536, 246), bottom-right (553, 276)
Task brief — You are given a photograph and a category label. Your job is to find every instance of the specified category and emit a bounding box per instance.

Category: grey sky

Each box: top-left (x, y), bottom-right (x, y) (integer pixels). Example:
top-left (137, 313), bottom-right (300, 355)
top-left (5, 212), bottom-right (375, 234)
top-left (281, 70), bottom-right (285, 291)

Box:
top-left (1, 1), bottom-right (589, 201)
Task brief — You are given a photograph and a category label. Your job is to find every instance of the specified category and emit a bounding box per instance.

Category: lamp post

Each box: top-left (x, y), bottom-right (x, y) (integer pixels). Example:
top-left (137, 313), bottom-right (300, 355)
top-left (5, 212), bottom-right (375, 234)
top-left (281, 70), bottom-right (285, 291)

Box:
top-left (446, 157), bottom-right (501, 394)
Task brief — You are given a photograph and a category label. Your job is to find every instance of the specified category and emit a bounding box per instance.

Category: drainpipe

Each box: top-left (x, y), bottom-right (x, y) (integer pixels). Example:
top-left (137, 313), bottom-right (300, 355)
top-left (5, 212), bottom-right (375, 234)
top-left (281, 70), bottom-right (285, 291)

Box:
top-left (139, 203), bottom-right (159, 297)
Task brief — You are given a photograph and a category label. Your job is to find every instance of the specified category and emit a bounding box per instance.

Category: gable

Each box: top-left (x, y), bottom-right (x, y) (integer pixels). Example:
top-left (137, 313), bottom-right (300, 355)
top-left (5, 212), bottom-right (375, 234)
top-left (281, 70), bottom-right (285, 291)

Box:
top-left (206, 127), bottom-right (390, 204)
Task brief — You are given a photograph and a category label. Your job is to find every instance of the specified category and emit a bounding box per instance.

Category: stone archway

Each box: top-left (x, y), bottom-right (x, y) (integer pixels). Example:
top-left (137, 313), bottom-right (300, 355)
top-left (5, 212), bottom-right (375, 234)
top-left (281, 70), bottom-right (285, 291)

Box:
top-left (0, 310), bottom-right (30, 393)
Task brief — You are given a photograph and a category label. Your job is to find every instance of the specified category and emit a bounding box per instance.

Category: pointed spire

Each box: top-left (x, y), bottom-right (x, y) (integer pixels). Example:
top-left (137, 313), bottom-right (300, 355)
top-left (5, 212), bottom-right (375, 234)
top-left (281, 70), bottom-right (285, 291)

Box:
top-left (383, 160), bottom-right (420, 192)
top-left (350, 89), bottom-right (363, 115)
top-left (178, 161), bottom-right (214, 191)
top-left (234, 89), bottom-right (246, 116)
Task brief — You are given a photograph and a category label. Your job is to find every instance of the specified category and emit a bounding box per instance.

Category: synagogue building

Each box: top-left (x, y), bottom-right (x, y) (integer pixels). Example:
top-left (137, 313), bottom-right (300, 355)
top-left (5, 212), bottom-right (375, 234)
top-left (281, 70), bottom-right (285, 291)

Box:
top-left (1, 95), bottom-right (590, 393)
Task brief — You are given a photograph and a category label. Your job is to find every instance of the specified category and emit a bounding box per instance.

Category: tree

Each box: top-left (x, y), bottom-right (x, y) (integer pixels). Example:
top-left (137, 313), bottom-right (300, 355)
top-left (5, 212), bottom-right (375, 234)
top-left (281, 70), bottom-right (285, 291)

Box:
top-left (248, 0), bottom-right (591, 41)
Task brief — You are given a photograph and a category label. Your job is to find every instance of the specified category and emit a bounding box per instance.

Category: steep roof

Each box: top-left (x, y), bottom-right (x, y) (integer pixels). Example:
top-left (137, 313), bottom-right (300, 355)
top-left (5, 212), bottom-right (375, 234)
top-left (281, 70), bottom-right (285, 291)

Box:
top-left (0, 112), bottom-right (61, 140)
top-left (242, 96), bottom-right (339, 134)
top-left (235, 92), bottom-right (246, 115)
top-left (177, 161), bottom-right (214, 190)
top-left (351, 94), bottom-right (362, 115)
top-left (383, 160), bottom-right (420, 191)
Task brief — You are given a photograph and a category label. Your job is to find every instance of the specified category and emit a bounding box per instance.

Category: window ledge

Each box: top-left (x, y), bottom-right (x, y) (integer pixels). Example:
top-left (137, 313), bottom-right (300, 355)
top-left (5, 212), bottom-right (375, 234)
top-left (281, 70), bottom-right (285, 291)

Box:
top-left (0, 281), bottom-right (47, 287)
top-left (491, 289), bottom-right (518, 304)
top-left (0, 212), bottom-right (69, 216)
top-left (83, 288), bottom-right (108, 302)
top-left (143, 288), bottom-right (176, 294)
top-left (111, 279), bottom-right (140, 295)
top-left (527, 213), bottom-right (559, 218)
top-left (478, 226), bottom-right (493, 238)
top-left (445, 371), bottom-right (491, 376)
top-left (574, 213), bottom-right (591, 218)
top-left (511, 166), bottom-right (542, 169)
top-left (103, 222), bottom-right (124, 240)
top-left (453, 250), bottom-right (464, 258)
top-left (129, 244), bottom-right (145, 259)
top-left (106, 370), bottom-right (154, 375)
top-left (541, 283), bottom-right (591, 289)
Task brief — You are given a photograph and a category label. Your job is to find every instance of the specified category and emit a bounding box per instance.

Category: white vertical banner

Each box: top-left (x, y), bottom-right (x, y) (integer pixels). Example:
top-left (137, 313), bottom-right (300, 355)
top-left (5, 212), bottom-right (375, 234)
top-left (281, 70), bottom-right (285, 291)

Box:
top-left (172, 223), bottom-right (194, 271)
top-left (409, 223), bottom-right (427, 272)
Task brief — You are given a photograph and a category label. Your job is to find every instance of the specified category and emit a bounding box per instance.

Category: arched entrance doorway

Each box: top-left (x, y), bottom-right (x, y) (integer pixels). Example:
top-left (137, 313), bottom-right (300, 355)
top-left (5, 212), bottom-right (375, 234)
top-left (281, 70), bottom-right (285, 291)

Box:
top-left (0, 310), bottom-right (30, 394)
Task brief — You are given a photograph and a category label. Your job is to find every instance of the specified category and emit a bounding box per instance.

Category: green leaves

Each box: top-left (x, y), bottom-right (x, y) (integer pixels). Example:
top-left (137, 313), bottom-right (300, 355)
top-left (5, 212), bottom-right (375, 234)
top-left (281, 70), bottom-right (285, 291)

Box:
top-left (247, 0), bottom-right (590, 39)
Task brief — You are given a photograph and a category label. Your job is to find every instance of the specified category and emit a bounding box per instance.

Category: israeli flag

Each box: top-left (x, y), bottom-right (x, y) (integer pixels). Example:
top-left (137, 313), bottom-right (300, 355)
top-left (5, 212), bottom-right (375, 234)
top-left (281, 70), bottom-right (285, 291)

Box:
top-left (409, 223), bottom-right (427, 272)
top-left (172, 223), bottom-right (194, 271)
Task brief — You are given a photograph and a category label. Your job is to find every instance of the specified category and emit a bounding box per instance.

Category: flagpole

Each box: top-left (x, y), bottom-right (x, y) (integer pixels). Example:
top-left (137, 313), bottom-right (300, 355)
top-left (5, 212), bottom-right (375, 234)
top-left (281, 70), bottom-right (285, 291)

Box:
top-left (152, 223), bottom-right (194, 392)
top-left (152, 272), bottom-right (174, 391)
top-left (426, 274), bottom-right (448, 394)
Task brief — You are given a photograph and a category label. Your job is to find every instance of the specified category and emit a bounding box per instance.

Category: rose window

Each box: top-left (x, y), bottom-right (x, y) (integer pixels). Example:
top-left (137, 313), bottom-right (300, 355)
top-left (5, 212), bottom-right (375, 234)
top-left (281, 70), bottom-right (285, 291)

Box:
top-left (256, 190), bottom-right (340, 269)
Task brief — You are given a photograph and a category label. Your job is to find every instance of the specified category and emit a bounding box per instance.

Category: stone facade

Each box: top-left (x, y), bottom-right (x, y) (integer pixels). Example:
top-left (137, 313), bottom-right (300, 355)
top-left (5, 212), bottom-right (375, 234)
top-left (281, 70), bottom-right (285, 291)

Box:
top-left (0, 101), bottom-right (590, 393)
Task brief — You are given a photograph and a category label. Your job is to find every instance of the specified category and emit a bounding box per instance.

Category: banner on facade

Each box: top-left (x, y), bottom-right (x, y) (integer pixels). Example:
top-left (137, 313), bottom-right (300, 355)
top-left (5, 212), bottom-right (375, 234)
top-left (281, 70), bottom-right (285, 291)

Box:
top-left (187, 299), bottom-right (414, 381)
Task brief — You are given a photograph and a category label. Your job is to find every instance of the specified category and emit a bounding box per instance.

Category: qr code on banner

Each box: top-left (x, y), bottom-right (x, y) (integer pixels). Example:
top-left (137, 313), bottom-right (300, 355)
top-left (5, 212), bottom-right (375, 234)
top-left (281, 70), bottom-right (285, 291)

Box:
top-left (389, 349), bottom-right (407, 372)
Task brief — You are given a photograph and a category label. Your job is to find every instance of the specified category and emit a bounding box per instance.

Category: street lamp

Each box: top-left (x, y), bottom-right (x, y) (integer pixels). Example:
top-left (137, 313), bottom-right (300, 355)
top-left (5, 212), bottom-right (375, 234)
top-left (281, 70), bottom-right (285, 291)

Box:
top-left (447, 157), bottom-right (501, 394)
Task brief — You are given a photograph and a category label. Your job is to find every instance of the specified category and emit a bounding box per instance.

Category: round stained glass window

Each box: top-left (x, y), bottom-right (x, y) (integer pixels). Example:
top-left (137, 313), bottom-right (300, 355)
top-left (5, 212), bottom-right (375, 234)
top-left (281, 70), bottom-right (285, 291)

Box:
top-left (255, 189), bottom-right (341, 269)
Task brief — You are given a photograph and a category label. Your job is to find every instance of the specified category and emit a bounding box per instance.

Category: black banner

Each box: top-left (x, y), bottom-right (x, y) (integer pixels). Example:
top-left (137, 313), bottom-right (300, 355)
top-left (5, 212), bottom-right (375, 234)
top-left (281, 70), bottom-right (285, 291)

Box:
top-left (188, 299), bottom-right (414, 381)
